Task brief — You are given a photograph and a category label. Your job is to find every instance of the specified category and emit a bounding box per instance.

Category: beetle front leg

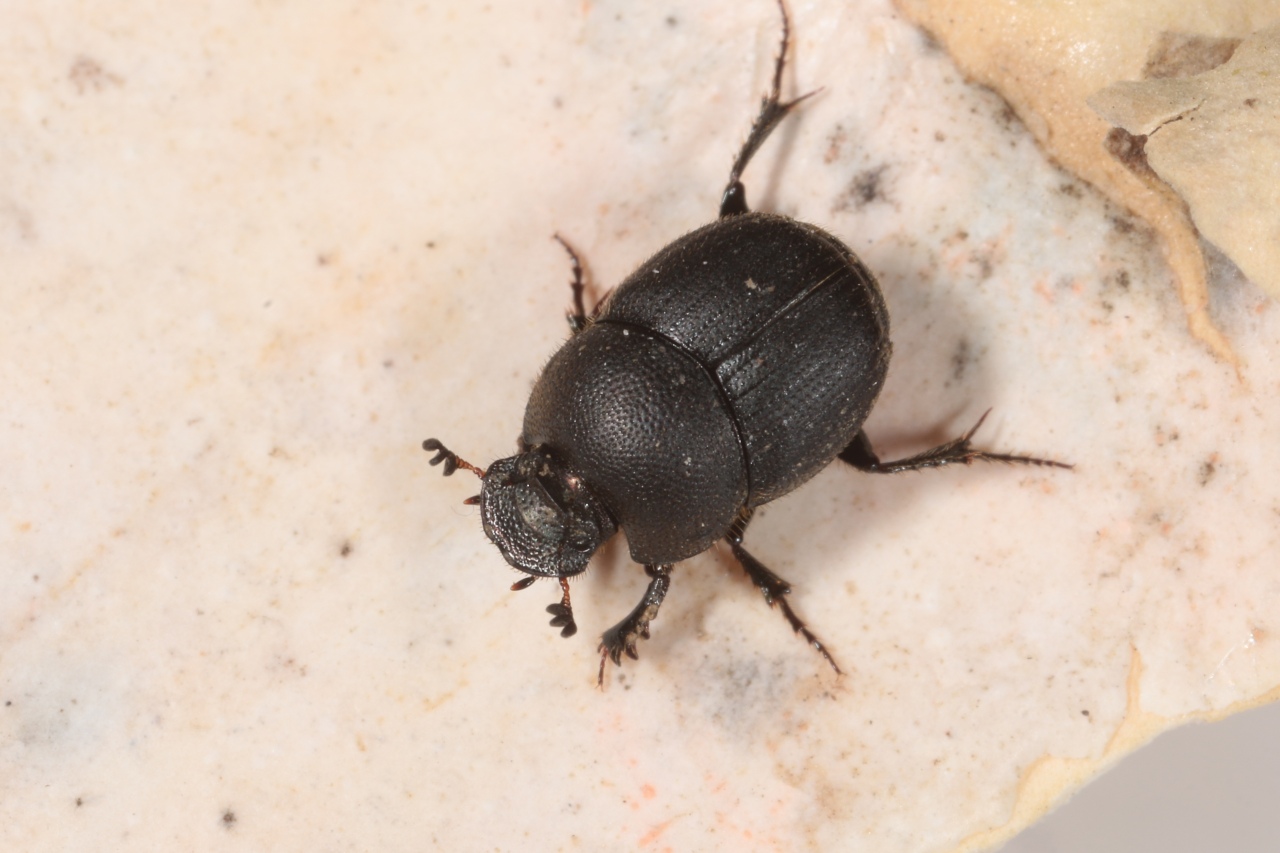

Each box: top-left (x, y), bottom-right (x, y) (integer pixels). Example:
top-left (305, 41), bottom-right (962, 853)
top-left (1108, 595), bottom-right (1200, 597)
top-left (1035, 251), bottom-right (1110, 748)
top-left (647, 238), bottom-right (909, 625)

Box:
top-left (726, 511), bottom-right (842, 674)
top-left (597, 564), bottom-right (672, 686)
top-left (552, 234), bottom-right (591, 334)
top-left (838, 410), bottom-right (1073, 473)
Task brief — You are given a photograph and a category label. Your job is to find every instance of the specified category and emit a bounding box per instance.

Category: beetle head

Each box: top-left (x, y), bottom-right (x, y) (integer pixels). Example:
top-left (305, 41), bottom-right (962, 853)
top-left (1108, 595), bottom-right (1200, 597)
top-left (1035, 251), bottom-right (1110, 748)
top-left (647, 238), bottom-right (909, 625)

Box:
top-left (480, 448), bottom-right (616, 579)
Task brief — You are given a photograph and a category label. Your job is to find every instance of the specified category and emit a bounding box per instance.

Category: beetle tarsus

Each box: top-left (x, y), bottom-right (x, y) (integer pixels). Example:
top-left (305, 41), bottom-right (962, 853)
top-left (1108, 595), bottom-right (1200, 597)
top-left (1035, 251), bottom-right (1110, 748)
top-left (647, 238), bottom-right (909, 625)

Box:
top-left (719, 0), bottom-right (821, 219)
top-left (421, 438), bottom-right (485, 478)
top-left (597, 564), bottom-right (672, 686)
top-left (838, 410), bottom-right (1074, 473)
top-left (546, 577), bottom-right (579, 638)
top-left (727, 536), bottom-right (842, 675)
top-left (553, 234), bottom-right (590, 334)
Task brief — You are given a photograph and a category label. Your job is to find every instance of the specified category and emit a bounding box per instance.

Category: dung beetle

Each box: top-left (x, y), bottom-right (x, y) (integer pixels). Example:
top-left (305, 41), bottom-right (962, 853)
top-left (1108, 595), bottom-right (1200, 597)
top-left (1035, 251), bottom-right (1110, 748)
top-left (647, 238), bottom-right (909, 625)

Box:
top-left (423, 2), bottom-right (1069, 685)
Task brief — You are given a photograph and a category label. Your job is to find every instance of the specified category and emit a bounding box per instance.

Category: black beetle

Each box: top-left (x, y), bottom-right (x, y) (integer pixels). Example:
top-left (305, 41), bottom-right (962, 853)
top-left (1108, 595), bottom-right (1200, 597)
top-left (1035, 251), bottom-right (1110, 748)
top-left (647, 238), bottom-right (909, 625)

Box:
top-left (423, 2), bottom-right (1068, 685)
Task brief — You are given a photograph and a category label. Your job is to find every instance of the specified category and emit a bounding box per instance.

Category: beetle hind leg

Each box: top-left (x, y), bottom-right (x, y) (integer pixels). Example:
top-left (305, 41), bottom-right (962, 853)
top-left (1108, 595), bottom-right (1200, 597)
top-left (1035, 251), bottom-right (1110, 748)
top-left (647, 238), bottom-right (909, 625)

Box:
top-left (719, 0), bottom-right (820, 218)
top-left (598, 564), bottom-right (673, 687)
top-left (838, 410), bottom-right (1074, 473)
top-left (726, 513), bottom-right (842, 674)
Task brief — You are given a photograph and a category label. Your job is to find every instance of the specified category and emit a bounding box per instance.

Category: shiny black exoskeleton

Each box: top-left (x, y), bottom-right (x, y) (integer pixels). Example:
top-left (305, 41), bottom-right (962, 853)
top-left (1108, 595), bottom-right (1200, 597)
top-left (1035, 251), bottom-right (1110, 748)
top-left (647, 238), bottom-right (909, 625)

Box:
top-left (423, 2), bottom-right (1068, 685)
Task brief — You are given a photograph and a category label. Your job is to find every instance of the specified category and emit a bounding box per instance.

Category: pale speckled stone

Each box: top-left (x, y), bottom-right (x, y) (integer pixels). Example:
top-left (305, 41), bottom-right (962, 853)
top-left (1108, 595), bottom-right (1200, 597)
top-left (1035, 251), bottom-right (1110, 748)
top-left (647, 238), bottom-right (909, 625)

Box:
top-left (1, 1), bottom-right (1277, 851)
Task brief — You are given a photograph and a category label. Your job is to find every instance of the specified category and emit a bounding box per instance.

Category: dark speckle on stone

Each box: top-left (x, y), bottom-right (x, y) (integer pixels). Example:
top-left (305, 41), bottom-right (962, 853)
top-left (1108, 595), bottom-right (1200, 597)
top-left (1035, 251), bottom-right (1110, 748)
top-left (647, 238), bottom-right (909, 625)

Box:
top-left (1109, 214), bottom-right (1137, 236)
top-left (852, 166), bottom-right (888, 206)
top-left (222, 810), bottom-right (237, 828)
top-left (69, 56), bottom-right (123, 93)
top-left (824, 124), bottom-right (848, 164)
top-left (835, 165), bottom-right (890, 212)
top-left (1144, 33), bottom-right (1239, 79)
top-left (1105, 127), bottom-right (1158, 181)
top-left (951, 338), bottom-right (971, 382)
top-left (340, 540), bottom-right (353, 558)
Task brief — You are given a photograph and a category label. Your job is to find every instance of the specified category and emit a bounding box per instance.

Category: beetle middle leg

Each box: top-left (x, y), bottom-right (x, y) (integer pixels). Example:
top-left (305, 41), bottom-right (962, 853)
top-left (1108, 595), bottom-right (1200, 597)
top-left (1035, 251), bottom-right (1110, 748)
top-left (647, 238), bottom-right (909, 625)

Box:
top-left (598, 564), bottom-right (672, 686)
top-left (719, 0), bottom-right (820, 219)
top-left (838, 410), bottom-right (1073, 473)
top-left (725, 510), bottom-right (842, 674)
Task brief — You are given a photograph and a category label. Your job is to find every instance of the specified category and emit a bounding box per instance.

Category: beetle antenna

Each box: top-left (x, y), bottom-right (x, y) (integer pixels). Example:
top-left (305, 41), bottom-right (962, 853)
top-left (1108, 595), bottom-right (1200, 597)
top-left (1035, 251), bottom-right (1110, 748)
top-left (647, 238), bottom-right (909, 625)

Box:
top-left (545, 577), bottom-right (578, 638)
top-left (422, 438), bottom-right (485, 478)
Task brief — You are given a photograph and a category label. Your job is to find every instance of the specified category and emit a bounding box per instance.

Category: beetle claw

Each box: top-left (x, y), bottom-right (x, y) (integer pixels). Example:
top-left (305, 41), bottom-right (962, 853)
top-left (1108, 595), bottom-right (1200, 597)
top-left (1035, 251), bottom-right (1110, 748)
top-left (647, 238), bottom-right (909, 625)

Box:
top-left (597, 628), bottom-right (637, 681)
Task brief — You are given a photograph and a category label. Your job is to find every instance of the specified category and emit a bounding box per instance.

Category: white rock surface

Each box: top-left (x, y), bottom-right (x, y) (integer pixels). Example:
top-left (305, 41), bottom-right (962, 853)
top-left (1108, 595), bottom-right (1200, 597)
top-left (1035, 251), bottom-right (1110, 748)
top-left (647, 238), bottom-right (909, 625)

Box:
top-left (1, 2), bottom-right (1277, 851)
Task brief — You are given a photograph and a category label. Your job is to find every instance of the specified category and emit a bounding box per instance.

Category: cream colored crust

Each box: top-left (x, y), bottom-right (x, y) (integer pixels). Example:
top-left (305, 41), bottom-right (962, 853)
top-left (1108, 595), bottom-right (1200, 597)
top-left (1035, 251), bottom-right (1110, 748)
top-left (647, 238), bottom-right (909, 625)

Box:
top-left (1092, 24), bottom-right (1280, 303)
top-left (896, 0), bottom-right (1280, 370)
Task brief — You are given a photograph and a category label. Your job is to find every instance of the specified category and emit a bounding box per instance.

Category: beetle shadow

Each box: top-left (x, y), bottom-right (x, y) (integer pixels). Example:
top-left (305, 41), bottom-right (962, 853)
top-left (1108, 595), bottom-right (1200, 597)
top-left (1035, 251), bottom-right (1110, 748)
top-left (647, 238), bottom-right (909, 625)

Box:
top-left (780, 242), bottom-right (1046, 554)
top-left (864, 242), bottom-right (1026, 450)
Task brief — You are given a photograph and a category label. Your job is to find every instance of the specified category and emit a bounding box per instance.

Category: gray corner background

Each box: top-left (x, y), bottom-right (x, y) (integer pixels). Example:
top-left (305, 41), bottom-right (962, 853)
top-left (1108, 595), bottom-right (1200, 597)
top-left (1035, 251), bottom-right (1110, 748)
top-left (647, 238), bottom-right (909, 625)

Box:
top-left (998, 700), bottom-right (1280, 853)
